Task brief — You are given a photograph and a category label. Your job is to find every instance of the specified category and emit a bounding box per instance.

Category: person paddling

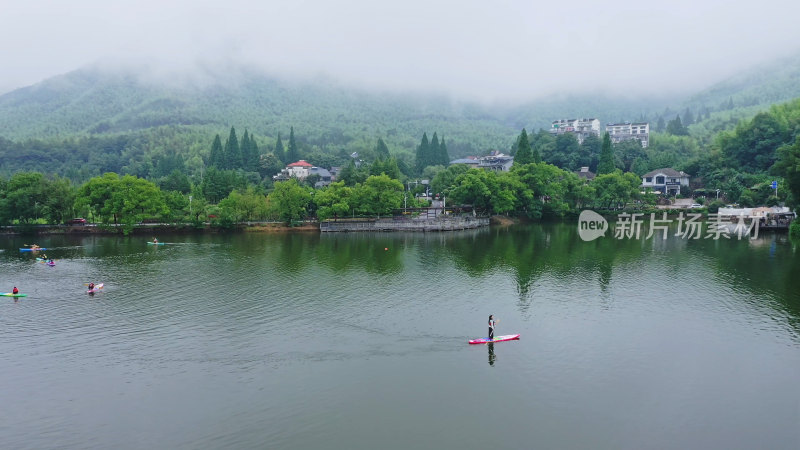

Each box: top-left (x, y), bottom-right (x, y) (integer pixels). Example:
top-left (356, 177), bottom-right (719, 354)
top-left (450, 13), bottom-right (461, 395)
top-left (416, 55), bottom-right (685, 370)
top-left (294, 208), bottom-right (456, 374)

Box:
top-left (12, 286), bottom-right (19, 295)
top-left (488, 315), bottom-right (497, 340)
top-left (88, 282), bottom-right (95, 291)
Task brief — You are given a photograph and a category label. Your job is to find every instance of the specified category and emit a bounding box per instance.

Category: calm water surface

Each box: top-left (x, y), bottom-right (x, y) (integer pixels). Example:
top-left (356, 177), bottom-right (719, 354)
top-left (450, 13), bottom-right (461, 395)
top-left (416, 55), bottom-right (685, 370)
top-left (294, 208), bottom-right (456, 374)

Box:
top-left (1, 225), bottom-right (799, 449)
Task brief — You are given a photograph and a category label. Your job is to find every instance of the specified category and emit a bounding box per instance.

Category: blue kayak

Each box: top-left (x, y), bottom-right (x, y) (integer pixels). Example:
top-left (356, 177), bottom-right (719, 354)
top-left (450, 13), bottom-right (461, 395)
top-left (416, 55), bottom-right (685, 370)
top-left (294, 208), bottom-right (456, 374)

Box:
top-left (20, 248), bottom-right (47, 252)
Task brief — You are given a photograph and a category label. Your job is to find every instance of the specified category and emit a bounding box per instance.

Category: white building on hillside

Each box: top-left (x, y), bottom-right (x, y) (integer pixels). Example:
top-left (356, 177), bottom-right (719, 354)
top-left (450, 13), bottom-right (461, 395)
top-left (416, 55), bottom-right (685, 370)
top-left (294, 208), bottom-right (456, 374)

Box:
top-left (606, 122), bottom-right (650, 148)
top-left (550, 118), bottom-right (601, 144)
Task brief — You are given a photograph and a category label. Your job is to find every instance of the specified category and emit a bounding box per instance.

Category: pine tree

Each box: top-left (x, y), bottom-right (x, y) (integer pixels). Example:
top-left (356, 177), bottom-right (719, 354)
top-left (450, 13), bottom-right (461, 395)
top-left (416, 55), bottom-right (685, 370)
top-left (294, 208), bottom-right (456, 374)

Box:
top-left (274, 133), bottom-right (285, 163)
top-left (223, 127), bottom-right (241, 170)
top-left (438, 136), bottom-right (450, 165)
top-left (513, 128), bottom-right (533, 166)
top-left (375, 138), bottom-right (390, 160)
top-left (666, 115), bottom-right (688, 136)
top-left (683, 108), bottom-right (695, 126)
top-left (656, 117), bottom-right (666, 133)
top-left (209, 134), bottom-right (224, 168)
top-left (430, 132), bottom-right (440, 164)
top-left (286, 127), bottom-right (299, 163)
top-left (247, 133), bottom-right (260, 169)
top-left (415, 132), bottom-right (430, 174)
top-left (597, 132), bottom-right (615, 175)
top-left (240, 130), bottom-right (251, 171)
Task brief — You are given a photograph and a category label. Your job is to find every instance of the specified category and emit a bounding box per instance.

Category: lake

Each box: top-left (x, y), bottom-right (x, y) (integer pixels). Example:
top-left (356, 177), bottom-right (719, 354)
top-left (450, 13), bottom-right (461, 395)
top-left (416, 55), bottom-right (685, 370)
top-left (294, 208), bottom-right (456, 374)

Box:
top-left (1, 224), bottom-right (799, 449)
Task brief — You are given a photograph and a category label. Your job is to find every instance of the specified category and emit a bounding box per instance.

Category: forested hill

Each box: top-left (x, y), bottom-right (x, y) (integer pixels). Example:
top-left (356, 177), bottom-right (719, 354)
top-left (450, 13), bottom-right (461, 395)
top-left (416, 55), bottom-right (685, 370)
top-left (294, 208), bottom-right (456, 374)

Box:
top-left (0, 68), bottom-right (519, 156)
top-left (685, 53), bottom-right (800, 111)
top-left (0, 66), bottom-right (676, 156)
top-left (2, 51), bottom-right (800, 180)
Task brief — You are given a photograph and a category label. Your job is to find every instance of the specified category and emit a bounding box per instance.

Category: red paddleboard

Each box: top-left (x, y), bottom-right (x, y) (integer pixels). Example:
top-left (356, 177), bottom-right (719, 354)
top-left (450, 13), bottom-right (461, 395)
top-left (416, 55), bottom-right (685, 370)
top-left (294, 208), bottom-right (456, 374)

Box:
top-left (469, 334), bottom-right (520, 344)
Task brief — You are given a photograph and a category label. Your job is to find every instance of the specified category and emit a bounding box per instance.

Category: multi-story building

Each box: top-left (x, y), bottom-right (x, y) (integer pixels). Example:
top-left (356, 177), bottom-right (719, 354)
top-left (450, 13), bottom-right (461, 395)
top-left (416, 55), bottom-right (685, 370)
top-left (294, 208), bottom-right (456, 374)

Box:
top-left (550, 118), bottom-right (601, 144)
top-left (606, 122), bottom-right (649, 148)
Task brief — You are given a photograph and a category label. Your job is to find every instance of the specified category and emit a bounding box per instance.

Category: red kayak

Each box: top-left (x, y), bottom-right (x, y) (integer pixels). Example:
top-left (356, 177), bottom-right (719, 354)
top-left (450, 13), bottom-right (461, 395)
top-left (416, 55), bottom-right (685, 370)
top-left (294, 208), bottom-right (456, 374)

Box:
top-left (469, 334), bottom-right (520, 344)
top-left (87, 283), bottom-right (104, 294)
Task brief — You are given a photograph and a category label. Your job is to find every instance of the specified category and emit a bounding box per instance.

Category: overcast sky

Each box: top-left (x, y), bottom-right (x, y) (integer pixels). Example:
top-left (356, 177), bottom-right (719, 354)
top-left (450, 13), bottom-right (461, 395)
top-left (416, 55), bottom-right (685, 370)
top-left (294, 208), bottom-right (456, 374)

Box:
top-left (2, 0), bottom-right (800, 101)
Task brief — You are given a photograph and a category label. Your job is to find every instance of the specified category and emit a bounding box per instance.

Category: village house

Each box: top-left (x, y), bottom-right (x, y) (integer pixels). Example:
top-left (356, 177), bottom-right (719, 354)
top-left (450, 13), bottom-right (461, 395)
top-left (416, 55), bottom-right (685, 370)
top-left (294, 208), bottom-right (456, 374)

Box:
top-left (575, 166), bottom-right (596, 181)
top-left (641, 168), bottom-right (690, 195)
top-left (449, 152), bottom-right (514, 172)
top-left (273, 160), bottom-right (332, 188)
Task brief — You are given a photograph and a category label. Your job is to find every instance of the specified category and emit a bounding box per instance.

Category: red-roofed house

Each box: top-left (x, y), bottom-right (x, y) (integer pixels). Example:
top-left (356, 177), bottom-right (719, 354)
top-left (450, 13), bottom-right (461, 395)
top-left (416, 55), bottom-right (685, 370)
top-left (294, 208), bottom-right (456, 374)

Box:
top-left (274, 160), bottom-right (313, 181)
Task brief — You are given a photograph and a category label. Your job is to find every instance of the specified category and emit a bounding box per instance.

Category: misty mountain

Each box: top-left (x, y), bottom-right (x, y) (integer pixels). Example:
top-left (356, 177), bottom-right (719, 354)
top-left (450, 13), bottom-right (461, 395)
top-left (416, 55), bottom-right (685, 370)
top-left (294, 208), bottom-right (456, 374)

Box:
top-left (684, 52), bottom-right (800, 111)
top-left (1, 51), bottom-right (800, 162)
top-left (0, 65), bottom-right (674, 158)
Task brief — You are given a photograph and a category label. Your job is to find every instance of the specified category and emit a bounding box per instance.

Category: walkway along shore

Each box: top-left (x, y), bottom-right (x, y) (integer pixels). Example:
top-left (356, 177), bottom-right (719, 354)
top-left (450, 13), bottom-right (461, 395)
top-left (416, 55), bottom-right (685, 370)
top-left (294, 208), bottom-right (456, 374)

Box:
top-left (0, 216), bottom-right (492, 235)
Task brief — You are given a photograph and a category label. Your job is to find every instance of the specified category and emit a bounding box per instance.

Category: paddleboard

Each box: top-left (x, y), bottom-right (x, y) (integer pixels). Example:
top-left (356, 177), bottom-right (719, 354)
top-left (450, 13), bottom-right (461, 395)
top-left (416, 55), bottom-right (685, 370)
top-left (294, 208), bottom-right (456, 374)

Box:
top-left (20, 248), bottom-right (46, 252)
top-left (146, 242), bottom-right (165, 245)
top-left (468, 334), bottom-right (520, 344)
top-left (1, 293), bottom-right (27, 297)
top-left (87, 283), bottom-right (104, 293)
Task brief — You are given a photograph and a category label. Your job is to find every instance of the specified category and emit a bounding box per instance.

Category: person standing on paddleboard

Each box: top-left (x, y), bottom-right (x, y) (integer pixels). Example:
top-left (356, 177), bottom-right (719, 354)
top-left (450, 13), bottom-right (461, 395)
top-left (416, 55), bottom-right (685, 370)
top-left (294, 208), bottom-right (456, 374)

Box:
top-left (488, 315), bottom-right (497, 340)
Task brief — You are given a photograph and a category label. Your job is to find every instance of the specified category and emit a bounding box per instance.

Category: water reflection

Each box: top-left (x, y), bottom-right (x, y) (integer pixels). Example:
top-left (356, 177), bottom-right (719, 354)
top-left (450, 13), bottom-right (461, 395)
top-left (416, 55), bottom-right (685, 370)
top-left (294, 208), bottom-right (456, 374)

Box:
top-left (487, 343), bottom-right (496, 367)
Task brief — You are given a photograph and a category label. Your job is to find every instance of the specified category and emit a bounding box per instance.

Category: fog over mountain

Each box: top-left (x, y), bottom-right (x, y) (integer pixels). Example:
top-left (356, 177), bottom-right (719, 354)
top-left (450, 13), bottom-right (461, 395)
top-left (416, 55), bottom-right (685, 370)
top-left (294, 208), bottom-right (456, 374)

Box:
top-left (3, 0), bottom-right (800, 102)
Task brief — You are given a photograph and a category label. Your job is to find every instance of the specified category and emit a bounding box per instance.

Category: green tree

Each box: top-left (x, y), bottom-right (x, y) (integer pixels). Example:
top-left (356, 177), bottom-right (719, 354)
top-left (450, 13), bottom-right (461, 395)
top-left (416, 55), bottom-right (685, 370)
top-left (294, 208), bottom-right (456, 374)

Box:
top-left (683, 108), bottom-right (695, 126)
top-left (314, 181), bottom-right (353, 220)
top-left (77, 173), bottom-right (168, 233)
top-left (274, 133), bottom-right (286, 163)
top-left (597, 133), bottom-right (615, 175)
top-left (773, 136), bottom-right (800, 208)
top-left (0, 172), bottom-right (49, 224)
top-left (415, 132), bottom-right (431, 173)
top-left (224, 127), bottom-right (241, 170)
top-left (438, 136), bottom-right (450, 165)
top-left (615, 139), bottom-right (646, 172)
top-left (352, 174), bottom-right (404, 216)
top-left (209, 134), bottom-right (224, 168)
top-left (286, 127), bottom-right (300, 163)
top-left (448, 169), bottom-right (495, 213)
top-left (267, 178), bottom-right (312, 224)
top-left (430, 164), bottom-right (469, 196)
top-left (159, 169), bottom-right (192, 194)
top-left (656, 116), bottom-right (666, 133)
top-left (591, 170), bottom-right (642, 209)
top-left (666, 115), bottom-right (689, 136)
top-left (513, 128), bottom-right (534, 166)
top-left (258, 153), bottom-right (284, 179)
top-left (218, 187), bottom-right (270, 222)
top-left (375, 138), bottom-right (390, 160)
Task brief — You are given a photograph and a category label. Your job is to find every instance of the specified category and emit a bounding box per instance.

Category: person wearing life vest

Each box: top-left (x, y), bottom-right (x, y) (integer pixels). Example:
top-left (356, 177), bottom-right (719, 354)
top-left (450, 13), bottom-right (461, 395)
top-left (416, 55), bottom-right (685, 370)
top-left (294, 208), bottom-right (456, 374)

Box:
top-left (12, 287), bottom-right (19, 294)
top-left (88, 283), bottom-right (95, 290)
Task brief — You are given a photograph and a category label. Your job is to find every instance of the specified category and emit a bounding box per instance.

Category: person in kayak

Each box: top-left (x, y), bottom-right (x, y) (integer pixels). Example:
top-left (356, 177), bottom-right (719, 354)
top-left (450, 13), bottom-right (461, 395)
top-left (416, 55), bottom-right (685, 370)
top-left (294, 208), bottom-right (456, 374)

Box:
top-left (152, 237), bottom-right (158, 244)
top-left (12, 287), bottom-right (19, 294)
top-left (488, 315), bottom-right (497, 340)
top-left (88, 282), bottom-right (95, 290)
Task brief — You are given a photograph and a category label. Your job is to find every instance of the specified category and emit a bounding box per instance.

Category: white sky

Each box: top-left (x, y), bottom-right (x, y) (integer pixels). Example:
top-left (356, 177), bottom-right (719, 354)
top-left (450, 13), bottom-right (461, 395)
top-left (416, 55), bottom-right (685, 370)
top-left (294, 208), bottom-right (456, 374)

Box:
top-left (2, 0), bottom-right (800, 101)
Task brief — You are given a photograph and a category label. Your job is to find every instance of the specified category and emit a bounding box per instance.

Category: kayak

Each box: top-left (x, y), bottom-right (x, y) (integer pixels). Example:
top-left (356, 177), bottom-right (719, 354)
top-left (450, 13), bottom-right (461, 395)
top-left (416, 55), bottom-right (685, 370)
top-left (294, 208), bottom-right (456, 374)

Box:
top-left (46, 261), bottom-right (55, 266)
top-left (468, 334), bottom-right (520, 344)
top-left (146, 242), bottom-right (165, 245)
top-left (36, 258), bottom-right (55, 265)
top-left (20, 248), bottom-right (47, 252)
top-left (87, 283), bottom-right (104, 293)
top-left (1, 293), bottom-right (27, 297)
